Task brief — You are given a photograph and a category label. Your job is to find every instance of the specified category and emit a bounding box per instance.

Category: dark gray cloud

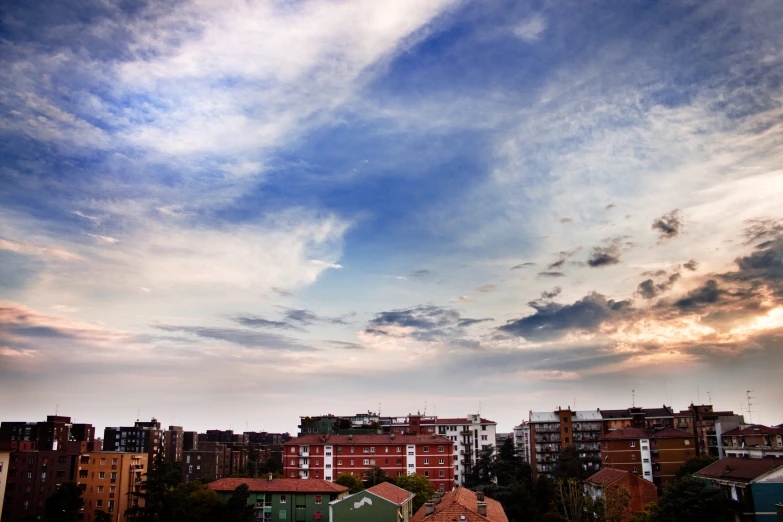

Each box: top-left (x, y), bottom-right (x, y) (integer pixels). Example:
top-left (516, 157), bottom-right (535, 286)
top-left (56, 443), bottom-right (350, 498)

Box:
top-left (541, 287), bottom-right (562, 299)
top-left (475, 284), bottom-right (496, 293)
top-left (673, 280), bottom-right (726, 309)
top-left (232, 314), bottom-right (300, 330)
top-left (284, 309), bottom-right (319, 325)
top-left (537, 271), bottom-right (566, 278)
top-left (152, 324), bottom-right (318, 351)
top-left (587, 245), bottom-right (621, 267)
top-left (548, 247), bottom-right (581, 269)
top-left (271, 286), bottom-right (293, 297)
top-left (683, 259), bottom-right (699, 271)
top-left (365, 305), bottom-right (491, 342)
top-left (652, 209), bottom-right (683, 239)
top-left (511, 262), bottom-right (536, 270)
top-left (605, 204), bottom-right (616, 210)
top-left (409, 269), bottom-right (431, 278)
top-left (743, 218), bottom-right (783, 244)
top-left (637, 273), bottom-right (681, 299)
top-left (560, 217), bottom-right (573, 223)
top-left (499, 292), bottom-right (633, 341)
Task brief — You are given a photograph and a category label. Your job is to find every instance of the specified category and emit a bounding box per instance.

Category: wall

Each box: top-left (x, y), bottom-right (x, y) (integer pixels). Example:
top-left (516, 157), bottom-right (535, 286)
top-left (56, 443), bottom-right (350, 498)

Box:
top-left (330, 492), bottom-right (398, 522)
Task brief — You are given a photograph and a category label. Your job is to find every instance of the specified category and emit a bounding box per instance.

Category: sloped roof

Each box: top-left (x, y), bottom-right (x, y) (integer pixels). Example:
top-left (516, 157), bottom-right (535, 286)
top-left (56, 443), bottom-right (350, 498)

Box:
top-left (601, 428), bottom-right (649, 440)
top-left (208, 478), bottom-right (348, 494)
top-left (574, 411), bottom-right (603, 421)
top-left (585, 468), bottom-right (629, 486)
top-left (365, 482), bottom-right (415, 505)
top-left (694, 457), bottom-right (783, 483)
top-left (285, 434), bottom-right (452, 445)
top-left (650, 427), bottom-right (695, 439)
top-left (530, 412), bottom-right (559, 422)
top-left (435, 418), bottom-right (496, 425)
top-left (601, 427), bottom-right (694, 441)
top-left (410, 487), bottom-right (509, 522)
top-left (723, 425), bottom-right (783, 436)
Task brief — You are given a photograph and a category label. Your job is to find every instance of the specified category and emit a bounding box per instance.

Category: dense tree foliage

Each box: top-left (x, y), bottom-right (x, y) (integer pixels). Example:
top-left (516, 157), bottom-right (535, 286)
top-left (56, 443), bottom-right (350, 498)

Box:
top-left (650, 476), bottom-right (730, 522)
top-left (44, 481), bottom-right (83, 522)
top-left (392, 474), bottom-right (436, 512)
top-left (675, 455), bottom-right (717, 479)
top-left (334, 472), bottom-right (365, 494)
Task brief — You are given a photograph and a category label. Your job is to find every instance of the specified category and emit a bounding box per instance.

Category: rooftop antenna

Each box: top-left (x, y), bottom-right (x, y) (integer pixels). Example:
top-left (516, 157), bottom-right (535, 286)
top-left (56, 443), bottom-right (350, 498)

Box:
top-left (378, 403), bottom-right (381, 416)
top-left (746, 391), bottom-right (755, 425)
top-left (573, 398), bottom-right (576, 409)
top-left (707, 391), bottom-right (713, 405)
top-left (56, 403), bottom-right (59, 415)
top-left (424, 401), bottom-right (427, 415)
top-left (632, 390), bottom-right (636, 408)
top-left (137, 409), bottom-right (140, 422)
top-left (697, 385), bottom-right (701, 405)
top-left (479, 401), bottom-right (482, 416)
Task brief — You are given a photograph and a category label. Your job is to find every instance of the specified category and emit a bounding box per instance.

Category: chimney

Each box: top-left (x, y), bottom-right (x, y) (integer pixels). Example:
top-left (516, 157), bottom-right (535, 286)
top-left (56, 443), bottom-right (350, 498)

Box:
top-left (477, 502), bottom-right (487, 516)
top-left (476, 491), bottom-right (484, 501)
top-left (348, 434), bottom-right (353, 440)
top-left (268, 474), bottom-right (273, 482)
top-left (425, 501), bottom-right (435, 515)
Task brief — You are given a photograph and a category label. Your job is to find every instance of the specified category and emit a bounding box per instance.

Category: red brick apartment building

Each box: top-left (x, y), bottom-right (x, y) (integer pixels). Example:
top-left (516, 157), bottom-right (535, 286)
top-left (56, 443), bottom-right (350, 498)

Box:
top-left (284, 434), bottom-right (455, 492)
top-left (585, 468), bottom-right (658, 521)
top-left (600, 427), bottom-right (696, 486)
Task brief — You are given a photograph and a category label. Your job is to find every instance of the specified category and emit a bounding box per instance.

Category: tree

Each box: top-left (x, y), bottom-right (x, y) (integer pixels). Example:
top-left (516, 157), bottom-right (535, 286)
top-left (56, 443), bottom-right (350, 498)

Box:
top-left (222, 484), bottom-right (255, 522)
top-left (553, 478), bottom-right (593, 522)
top-left (651, 476), bottom-right (730, 522)
top-left (392, 474), bottom-right (435, 513)
top-left (496, 438), bottom-right (527, 487)
top-left (168, 481), bottom-right (224, 522)
top-left (468, 446), bottom-right (497, 487)
top-left (675, 455), bottom-right (717, 479)
top-left (334, 472), bottom-right (364, 494)
top-left (45, 481), bottom-right (83, 522)
top-left (554, 446), bottom-right (588, 480)
top-left (363, 465), bottom-right (389, 488)
top-left (594, 484), bottom-right (631, 522)
top-left (126, 450), bottom-right (182, 521)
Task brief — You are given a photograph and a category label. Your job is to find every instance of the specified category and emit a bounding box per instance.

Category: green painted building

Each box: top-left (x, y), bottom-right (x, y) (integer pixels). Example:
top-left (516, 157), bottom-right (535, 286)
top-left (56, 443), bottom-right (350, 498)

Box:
top-left (209, 477), bottom-right (348, 521)
top-left (330, 482), bottom-right (415, 522)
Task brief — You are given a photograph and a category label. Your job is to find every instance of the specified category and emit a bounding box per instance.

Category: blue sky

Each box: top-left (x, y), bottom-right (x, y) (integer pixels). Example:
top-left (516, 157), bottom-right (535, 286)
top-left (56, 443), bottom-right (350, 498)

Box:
top-left (2, 0), bottom-right (783, 433)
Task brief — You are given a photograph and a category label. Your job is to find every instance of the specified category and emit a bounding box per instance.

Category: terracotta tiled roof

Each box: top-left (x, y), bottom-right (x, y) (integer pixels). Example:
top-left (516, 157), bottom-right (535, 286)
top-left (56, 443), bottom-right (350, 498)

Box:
top-left (722, 425), bottom-right (783, 436)
top-left (694, 457), bottom-right (783, 483)
top-left (365, 482), bottom-right (415, 505)
top-left (601, 428), bottom-right (649, 440)
top-left (410, 487), bottom-right (509, 522)
top-left (601, 427), bottom-right (694, 440)
top-left (208, 478), bottom-right (348, 493)
top-left (285, 434), bottom-right (452, 445)
top-left (585, 468), bottom-right (628, 485)
top-left (434, 418), bottom-right (496, 425)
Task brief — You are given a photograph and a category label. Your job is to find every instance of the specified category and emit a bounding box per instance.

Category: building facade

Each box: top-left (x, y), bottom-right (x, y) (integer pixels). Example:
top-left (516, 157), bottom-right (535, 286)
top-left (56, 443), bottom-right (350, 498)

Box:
top-left (208, 477), bottom-right (348, 522)
top-left (77, 451), bottom-right (148, 522)
top-left (103, 418), bottom-right (162, 465)
top-left (600, 427), bottom-right (696, 486)
top-left (330, 482), bottom-right (415, 522)
top-left (0, 449), bottom-right (10, 517)
top-left (722, 425), bottom-right (783, 459)
top-left (164, 426), bottom-right (185, 463)
top-left (0, 415), bottom-right (95, 451)
top-left (284, 434), bottom-right (455, 492)
top-left (674, 404), bottom-right (744, 456)
top-left (512, 421), bottom-right (531, 463)
top-left (584, 467), bottom-right (658, 521)
top-left (528, 408), bottom-right (603, 480)
top-left (182, 442), bottom-right (230, 483)
top-left (411, 487), bottom-right (509, 522)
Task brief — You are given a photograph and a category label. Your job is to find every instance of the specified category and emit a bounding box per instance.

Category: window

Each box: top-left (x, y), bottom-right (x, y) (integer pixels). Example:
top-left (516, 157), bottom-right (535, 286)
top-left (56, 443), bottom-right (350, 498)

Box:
top-left (408, 464), bottom-right (414, 468)
top-left (96, 500), bottom-right (103, 508)
top-left (100, 458), bottom-right (106, 465)
top-left (315, 496), bottom-right (322, 504)
top-left (565, 437), bottom-right (569, 443)
top-left (315, 511), bottom-right (322, 520)
top-left (482, 425), bottom-right (487, 430)
top-left (438, 446), bottom-right (444, 452)
top-left (291, 448), bottom-right (296, 454)
top-left (363, 447), bottom-right (368, 453)
top-left (325, 464), bottom-right (331, 468)
top-left (423, 446), bottom-right (429, 452)
top-left (397, 447), bottom-right (401, 453)
top-left (350, 447), bottom-right (354, 453)
top-left (99, 472), bottom-right (105, 479)
top-left (630, 441), bottom-right (636, 448)
top-left (110, 486), bottom-right (116, 494)
top-left (98, 486), bottom-right (104, 493)
top-left (631, 454), bottom-right (636, 461)
top-left (424, 459), bottom-right (429, 464)
top-left (108, 500), bottom-right (115, 513)
top-left (363, 459), bottom-right (369, 465)
top-left (350, 460), bottom-right (354, 465)
top-left (439, 458), bottom-right (444, 464)
top-left (280, 495), bottom-right (286, 504)
top-left (564, 427), bottom-right (569, 433)
top-left (684, 440), bottom-right (690, 446)
top-left (632, 467), bottom-right (637, 473)
top-left (337, 460), bottom-right (342, 465)
top-left (439, 471), bottom-right (445, 477)
top-left (370, 447), bottom-right (375, 453)
top-left (643, 458), bottom-right (649, 463)
top-left (562, 418), bottom-right (568, 423)
top-left (279, 511), bottom-right (286, 519)
top-left (397, 459), bottom-right (402, 465)
top-left (481, 435), bottom-right (488, 441)
top-left (424, 471), bottom-right (429, 477)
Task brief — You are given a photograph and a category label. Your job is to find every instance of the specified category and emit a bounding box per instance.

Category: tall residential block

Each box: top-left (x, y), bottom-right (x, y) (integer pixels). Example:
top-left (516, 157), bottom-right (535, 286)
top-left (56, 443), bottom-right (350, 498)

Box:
top-left (103, 418), bottom-right (162, 465)
top-left (77, 451), bottom-right (148, 522)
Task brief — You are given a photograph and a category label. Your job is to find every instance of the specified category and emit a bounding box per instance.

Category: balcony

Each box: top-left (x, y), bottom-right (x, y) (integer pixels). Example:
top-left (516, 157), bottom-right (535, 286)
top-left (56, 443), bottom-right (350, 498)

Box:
top-left (299, 464), bottom-right (309, 470)
top-left (299, 451), bottom-right (309, 457)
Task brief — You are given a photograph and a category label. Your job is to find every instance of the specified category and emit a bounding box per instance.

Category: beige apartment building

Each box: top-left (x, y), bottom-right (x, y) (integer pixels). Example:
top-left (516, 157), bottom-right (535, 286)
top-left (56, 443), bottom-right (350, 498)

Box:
top-left (76, 451), bottom-right (148, 522)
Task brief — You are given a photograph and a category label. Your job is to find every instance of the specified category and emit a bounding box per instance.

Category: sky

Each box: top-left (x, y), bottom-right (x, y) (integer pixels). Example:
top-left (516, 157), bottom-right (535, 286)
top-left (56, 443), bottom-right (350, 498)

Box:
top-left (1, 0), bottom-right (783, 435)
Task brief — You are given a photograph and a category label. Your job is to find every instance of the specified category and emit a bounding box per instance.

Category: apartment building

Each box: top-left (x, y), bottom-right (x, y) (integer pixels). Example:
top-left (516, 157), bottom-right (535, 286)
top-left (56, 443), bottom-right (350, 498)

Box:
top-left (411, 488), bottom-right (509, 522)
top-left (163, 426), bottom-right (186, 463)
top-left (584, 468), bottom-right (658, 519)
top-left (600, 427), bottom-right (696, 486)
top-left (528, 408), bottom-right (603, 480)
top-left (722, 425), bottom-right (783, 459)
top-left (0, 415), bottom-right (95, 451)
top-left (674, 404), bottom-right (744, 456)
top-left (512, 421), bottom-right (531, 463)
top-left (0, 440), bottom-right (95, 521)
top-left (77, 451), bottom-right (148, 522)
top-left (182, 442), bottom-right (230, 483)
top-left (330, 482), bottom-right (415, 522)
top-left (103, 418), bottom-right (162, 465)
top-left (283, 434), bottom-right (455, 492)
top-left (0, 448), bottom-right (10, 517)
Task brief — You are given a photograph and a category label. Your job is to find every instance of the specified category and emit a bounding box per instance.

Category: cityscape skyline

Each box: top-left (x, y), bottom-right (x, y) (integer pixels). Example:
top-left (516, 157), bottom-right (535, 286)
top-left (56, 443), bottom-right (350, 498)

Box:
top-left (2, 0), bottom-right (783, 430)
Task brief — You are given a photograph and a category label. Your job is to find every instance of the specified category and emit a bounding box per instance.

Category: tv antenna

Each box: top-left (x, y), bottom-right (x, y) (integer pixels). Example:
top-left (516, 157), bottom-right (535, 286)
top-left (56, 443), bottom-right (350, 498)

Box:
top-left (707, 391), bottom-right (713, 405)
top-left (746, 391), bottom-right (755, 424)
top-left (632, 390), bottom-right (635, 408)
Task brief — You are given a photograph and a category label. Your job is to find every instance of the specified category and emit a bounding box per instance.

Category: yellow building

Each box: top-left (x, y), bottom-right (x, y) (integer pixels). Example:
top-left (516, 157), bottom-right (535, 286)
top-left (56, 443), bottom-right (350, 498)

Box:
top-left (76, 451), bottom-right (148, 522)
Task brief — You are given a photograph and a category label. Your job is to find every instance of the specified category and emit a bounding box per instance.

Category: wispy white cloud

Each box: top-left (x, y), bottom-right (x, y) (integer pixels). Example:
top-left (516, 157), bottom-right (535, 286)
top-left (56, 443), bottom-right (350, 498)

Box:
top-left (0, 238), bottom-right (83, 261)
top-left (87, 233), bottom-right (119, 244)
top-left (513, 14), bottom-right (547, 43)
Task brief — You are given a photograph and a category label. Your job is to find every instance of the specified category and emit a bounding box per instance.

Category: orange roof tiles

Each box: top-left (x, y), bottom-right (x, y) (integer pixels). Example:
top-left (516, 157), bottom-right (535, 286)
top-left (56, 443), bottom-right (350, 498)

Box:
top-left (410, 487), bottom-right (509, 522)
top-left (585, 467), bottom-right (628, 485)
top-left (285, 434), bottom-right (453, 445)
top-left (365, 482), bottom-right (415, 505)
top-left (208, 478), bottom-right (348, 493)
